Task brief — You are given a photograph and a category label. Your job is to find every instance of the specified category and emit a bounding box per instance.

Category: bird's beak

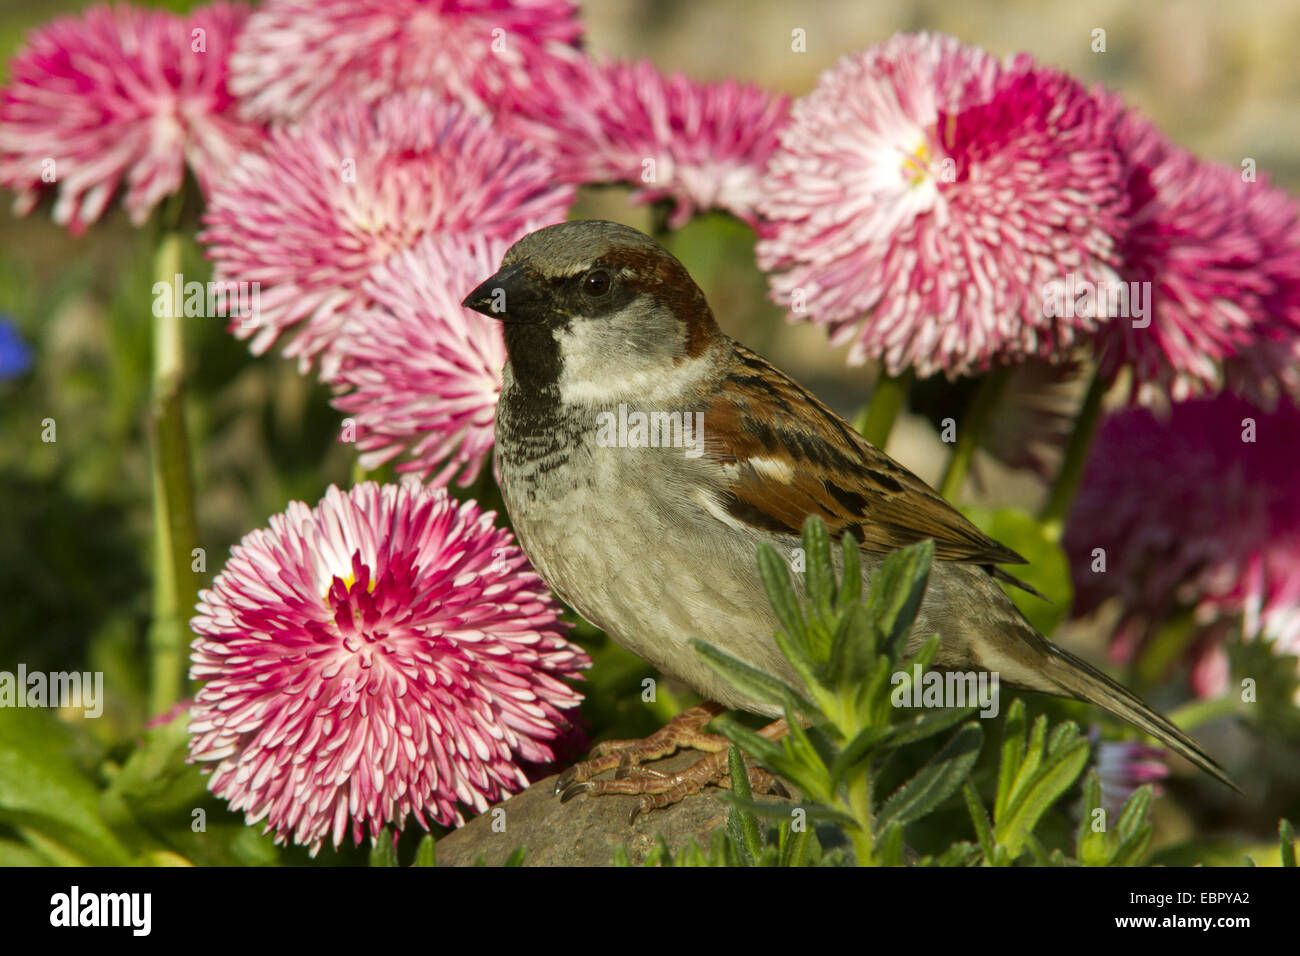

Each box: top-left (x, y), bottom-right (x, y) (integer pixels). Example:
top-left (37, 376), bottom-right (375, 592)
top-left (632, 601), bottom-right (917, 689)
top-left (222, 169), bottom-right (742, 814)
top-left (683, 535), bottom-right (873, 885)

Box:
top-left (461, 262), bottom-right (543, 324)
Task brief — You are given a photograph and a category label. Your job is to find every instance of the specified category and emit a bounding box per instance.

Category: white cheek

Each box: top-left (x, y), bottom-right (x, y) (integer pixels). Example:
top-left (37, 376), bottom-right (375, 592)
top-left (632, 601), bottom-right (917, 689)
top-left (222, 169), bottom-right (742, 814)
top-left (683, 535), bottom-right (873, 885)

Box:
top-left (555, 321), bottom-right (714, 405)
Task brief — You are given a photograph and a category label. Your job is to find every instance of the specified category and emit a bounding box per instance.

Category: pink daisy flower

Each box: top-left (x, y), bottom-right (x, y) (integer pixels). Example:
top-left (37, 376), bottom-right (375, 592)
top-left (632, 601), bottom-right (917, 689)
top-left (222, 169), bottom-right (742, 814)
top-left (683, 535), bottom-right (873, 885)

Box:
top-left (756, 33), bottom-right (1127, 378)
top-left (330, 234), bottom-right (507, 487)
top-left (505, 56), bottom-right (790, 228)
top-left (1090, 101), bottom-right (1300, 405)
top-left (188, 480), bottom-right (588, 855)
top-left (1221, 188), bottom-right (1300, 408)
top-left (0, 3), bottom-right (265, 234)
top-left (1065, 392), bottom-right (1300, 699)
top-left (229, 0), bottom-right (583, 123)
top-left (200, 90), bottom-right (572, 373)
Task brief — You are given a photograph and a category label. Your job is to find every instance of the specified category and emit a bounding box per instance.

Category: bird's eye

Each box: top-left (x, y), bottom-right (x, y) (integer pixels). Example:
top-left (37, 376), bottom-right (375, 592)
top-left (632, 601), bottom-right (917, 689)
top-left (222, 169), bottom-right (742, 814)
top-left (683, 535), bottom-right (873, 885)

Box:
top-left (582, 269), bottom-right (611, 297)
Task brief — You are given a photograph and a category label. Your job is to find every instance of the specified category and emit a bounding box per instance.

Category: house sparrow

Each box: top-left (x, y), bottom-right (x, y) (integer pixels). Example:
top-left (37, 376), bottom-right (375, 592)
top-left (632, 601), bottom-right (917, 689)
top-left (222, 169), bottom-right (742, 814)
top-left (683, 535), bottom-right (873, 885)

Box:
top-left (462, 219), bottom-right (1234, 807)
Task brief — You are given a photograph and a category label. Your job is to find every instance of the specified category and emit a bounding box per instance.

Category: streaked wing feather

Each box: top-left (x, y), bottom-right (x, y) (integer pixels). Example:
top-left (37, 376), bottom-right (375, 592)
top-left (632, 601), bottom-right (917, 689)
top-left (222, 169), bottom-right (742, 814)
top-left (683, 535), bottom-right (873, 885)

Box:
top-left (706, 343), bottom-right (1025, 567)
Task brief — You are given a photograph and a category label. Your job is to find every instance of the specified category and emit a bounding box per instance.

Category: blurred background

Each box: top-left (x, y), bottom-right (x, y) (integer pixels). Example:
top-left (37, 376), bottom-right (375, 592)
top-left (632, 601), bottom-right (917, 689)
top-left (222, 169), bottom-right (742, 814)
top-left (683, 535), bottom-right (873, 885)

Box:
top-left (1, 0), bottom-right (1297, 863)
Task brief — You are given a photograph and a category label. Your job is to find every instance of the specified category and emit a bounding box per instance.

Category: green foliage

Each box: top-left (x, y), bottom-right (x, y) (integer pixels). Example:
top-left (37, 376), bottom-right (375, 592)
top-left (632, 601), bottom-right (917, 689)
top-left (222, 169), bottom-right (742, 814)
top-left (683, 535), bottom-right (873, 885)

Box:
top-left (413, 834), bottom-right (437, 868)
top-left (690, 518), bottom-right (995, 865)
top-left (1075, 773), bottom-right (1155, 867)
top-left (681, 517), bottom-right (1137, 867)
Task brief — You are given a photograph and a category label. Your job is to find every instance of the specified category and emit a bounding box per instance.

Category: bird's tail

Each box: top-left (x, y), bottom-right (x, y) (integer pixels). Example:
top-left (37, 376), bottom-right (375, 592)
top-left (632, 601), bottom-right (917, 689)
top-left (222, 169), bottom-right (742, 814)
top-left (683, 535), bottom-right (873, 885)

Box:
top-left (1039, 643), bottom-right (1239, 793)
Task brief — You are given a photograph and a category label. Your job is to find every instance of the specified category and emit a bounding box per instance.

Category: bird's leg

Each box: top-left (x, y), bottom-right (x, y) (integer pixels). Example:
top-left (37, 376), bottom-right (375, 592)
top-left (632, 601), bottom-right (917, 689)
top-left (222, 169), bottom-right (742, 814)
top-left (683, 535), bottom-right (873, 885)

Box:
top-left (559, 715), bottom-right (791, 821)
top-left (555, 702), bottom-right (727, 792)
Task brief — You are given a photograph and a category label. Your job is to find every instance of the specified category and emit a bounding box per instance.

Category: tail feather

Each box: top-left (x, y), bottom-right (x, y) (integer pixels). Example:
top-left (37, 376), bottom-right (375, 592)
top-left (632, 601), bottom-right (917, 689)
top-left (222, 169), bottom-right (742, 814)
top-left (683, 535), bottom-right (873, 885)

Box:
top-left (1041, 644), bottom-right (1239, 793)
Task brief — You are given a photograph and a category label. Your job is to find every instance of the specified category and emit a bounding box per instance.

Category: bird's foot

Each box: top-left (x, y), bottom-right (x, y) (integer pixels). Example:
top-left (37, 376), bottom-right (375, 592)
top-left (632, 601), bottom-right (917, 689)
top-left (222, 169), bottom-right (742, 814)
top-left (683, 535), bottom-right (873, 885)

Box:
top-left (555, 701), bottom-right (727, 792)
top-left (556, 703), bottom-right (788, 821)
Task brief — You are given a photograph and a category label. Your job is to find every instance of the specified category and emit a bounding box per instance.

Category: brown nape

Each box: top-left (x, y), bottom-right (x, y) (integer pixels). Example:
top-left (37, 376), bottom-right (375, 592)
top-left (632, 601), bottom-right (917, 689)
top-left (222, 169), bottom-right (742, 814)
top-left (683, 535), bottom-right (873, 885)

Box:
top-left (602, 244), bottom-right (722, 359)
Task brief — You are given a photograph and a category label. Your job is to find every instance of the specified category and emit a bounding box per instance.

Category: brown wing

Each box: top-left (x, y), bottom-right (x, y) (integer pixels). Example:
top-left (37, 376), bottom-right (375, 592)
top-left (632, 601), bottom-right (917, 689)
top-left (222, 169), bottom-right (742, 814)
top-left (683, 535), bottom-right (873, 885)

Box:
top-left (704, 342), bottom-right (1025, 567)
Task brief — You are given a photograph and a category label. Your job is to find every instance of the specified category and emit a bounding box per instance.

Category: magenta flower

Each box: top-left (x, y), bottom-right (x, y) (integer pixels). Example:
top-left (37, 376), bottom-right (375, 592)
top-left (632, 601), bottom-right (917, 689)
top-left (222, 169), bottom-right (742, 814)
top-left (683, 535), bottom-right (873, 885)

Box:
top-left (200, 90), bottom-right (572, 373)
top-left (756, 33), bottom-right (1127, 378)
top-left (229, 0), bottom-right (583, 123)
top-left (1065, 392), bottom-right (1300, 699)
top-left (505, 56), bottom-right (790, 228)
top-left (1093, 737), bottom-right (1169, 811)
top-left (0, 3), bottom-right (264, 234)
top-left (330, 235), bottom-right (507, 487)
top-left (188, 480), bottom-right (588, 854)
top-left (1090, 101), bottom-right (1300, 405)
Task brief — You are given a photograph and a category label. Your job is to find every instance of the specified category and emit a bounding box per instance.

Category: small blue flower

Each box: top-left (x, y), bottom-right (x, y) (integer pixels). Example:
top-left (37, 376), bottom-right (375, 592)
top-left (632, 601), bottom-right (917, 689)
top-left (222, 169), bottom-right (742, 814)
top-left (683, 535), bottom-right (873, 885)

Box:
top-left (0, 316), bottom-right (33, 380)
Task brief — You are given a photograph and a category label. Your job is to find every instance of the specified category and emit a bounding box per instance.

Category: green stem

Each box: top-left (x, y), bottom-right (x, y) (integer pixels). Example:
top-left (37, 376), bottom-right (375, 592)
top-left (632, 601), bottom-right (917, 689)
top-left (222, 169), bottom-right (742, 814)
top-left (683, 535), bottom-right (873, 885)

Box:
top-left (854, 369), bottom-right (913, 449)
top-left (649, 198), bottom-right (675, 241)
top-left (1039, 369), bottom-right (1107, 543)
top-left (1165, 694), bottom-right (1241, 732)
top-left (845, 773), bottom-right (876, 866)
top-left (147, 231), bottom-right (200, 716)
top-left (937, 368), bottom-right (1010, 502)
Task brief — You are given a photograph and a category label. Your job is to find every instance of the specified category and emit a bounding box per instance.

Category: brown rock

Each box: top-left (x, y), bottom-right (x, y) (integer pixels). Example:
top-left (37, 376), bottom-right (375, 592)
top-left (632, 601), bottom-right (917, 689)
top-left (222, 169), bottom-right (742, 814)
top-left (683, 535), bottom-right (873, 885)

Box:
top-left (433, 752), bottom-right (735, 867)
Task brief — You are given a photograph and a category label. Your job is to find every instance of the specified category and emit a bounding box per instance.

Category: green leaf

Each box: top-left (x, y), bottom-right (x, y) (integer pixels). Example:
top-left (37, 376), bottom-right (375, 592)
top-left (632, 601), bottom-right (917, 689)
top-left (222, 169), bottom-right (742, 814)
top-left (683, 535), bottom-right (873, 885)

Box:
top-left (1281, 819), bottom-right (1296, 868)
top-left (996, 699), bottom-right (1027, 821)
top-left (102, 711), bottom-right (209, 822)
top-left (369, 832), bottom-right (398, 867)
top-left (782, 702), bottom-right (830, 781)
top-left (878, 821), bottom-right (905, 867)
top-left (0, 707), bottom-right (132, 865)
top-left (919, 841), bottom-right (980, 867)
top-left (712, 717), bottom-right (822, 798)
top-left (719, 793), bottom-right (857, 827)
top-left (996, 731), bottom-right (1089, 858)
top-left (801, 516), bottom-right (836, 642)
top-left (690, 638), bottom-right (815, 716)
top-left (413, 834), bottom-right (436, 868)
top-left (825, 603), bottom-right (877, 690)
top-left (837, 534), bottom-right (863, 610)
top-left (726, 746), bottom-right (762, 865)
top-left (771, 630), bottom-right (826, 717)
top-left (1010, 714), bottom-right (1050, 800)
top-left (962, 782), bottom-right (997, 865)
top-left (1076, 771), bottom-right (1109, 866)
top-left (1115, 784), bottom-right (1153, 841)
top-left (887, 707), bottom-right (977, 748)
top-left (0, 837), bottom-right (54, 866)
top-left (779, 818), bottom-right (811, 868)
top-left (876, 722), bottom-right (983, 832)
top-left (962, 506), bottom-right (1073, 635)
top-left (503, 846), bottom-right (527, 867)
top-left (757, 544), bottom-right (806, 649)
top-left (866, 539), bottom-right (934, 658)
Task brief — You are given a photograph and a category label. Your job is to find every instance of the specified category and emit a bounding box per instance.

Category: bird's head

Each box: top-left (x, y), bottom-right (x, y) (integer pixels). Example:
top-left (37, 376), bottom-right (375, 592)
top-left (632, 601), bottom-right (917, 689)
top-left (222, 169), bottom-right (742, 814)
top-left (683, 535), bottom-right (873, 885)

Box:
top-left (462, 220), bottom-right (722, 399)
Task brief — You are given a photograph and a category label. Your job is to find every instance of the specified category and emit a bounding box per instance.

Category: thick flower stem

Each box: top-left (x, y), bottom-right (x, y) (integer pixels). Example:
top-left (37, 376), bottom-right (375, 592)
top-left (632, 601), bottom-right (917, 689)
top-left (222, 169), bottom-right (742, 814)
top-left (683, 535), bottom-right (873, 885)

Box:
top-left (938, 367), bottom-right (1010, 502)
top-left (1039, 369), bottom-right (1107, 543)
top-left (846, 772), bottom-right (876, 866)
top-left (147, 231), bottom-right (201, 716)
top-left (855, 368), bottom-right (913, 449)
